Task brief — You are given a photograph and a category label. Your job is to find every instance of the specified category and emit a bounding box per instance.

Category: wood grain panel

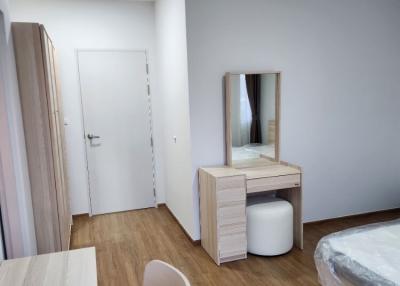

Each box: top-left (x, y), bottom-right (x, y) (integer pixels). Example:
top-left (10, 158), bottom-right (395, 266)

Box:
top-left (199, 169), bottom-right (218, 264)
top-left (216, 187), bottom-right (246, 205)
top-left (40, 25), bottom-right (66, 252)
top-left (200, 167), bottom-right (243, 178)
top-left (216, 176), bottom-right (245, 190)
top-left (275, 73), bottom-right (281, 161)
top-left (217, 203), bottom-right (246, 226)
top-left (267, 120), bottom-right (276, 144)
top-left (277, 186), bottom-right (303, 249)
top-left (40, 25), bottom-right (71, 251)
top-left (12, 22), bottom-right (61, 253)
top-left (219, 223), bottom-right (246, 236)
top-left (218, 232), bottom-right (247, 257)
top-left (0, 248), bottom-right (97, 285)
top-left (233, 157), bottom-right (277, 169)
top-left (13, 22), bottom-right (71, 254)
top-left (53, 46), bottom-right (72, 247)
top-left (240, 164), bottom-right (301, 179)
top-left (199, 168), bottom-right (247, 265)
top-left (219, 253), bottom-right (247, 264)
top-left (247, 174), bottom-right (301, 194)
top-left (225, 73), bottom-right (233, 166)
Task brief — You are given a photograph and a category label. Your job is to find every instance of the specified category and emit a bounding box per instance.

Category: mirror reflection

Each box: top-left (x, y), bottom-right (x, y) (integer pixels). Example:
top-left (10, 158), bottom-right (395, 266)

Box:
top-left (230, 73), bottom-right (278, 164)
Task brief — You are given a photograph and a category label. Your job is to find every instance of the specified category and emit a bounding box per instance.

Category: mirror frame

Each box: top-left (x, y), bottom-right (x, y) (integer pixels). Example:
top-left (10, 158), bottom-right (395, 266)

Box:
top-left (225, 71), bottom-right (281, 167)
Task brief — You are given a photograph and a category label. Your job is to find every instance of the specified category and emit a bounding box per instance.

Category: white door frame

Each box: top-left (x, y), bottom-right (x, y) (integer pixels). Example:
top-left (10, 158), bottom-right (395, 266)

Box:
top-left (76, 49), bottom-right (156, 216)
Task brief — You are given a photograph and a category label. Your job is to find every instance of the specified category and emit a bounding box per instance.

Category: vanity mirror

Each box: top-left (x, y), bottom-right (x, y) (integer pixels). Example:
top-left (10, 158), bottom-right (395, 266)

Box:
top-left (225, 72), bottom-right (280, 167)
top-left (199, 72), bottom-right (302, 265)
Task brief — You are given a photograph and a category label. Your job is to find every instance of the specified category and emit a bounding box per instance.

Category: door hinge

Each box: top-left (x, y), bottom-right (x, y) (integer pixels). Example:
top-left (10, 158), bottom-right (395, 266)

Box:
top-left (146, 63), bottom-right (149, 74)
top-left (150, 136), bottom-right (153, 147)
top-left (147, 84), bottom-right (151, 95)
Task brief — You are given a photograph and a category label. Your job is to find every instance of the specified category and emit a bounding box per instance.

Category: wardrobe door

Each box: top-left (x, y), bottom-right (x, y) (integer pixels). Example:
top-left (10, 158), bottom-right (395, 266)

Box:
top-left (53, 43), bottom-right (72, 248)
top-left (12, 23), bottom-right (61, 253)
top-left (40, 26), bottom-right (71, 251)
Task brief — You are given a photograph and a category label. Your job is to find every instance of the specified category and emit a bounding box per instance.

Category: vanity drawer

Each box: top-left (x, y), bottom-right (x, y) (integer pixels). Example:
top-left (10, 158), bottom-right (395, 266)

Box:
top-left (216, 187), bottom-right (246, 205)
top-left (216, 176), bottom-right (245, 190)
top-left (247, 174), bottom-right (301, 194)
top-left (217, 203), bottom-right (246, 226)
top-left (218, 232), bottom-right (247, 258)
top-left (219, 222), bottom-right (246, 236)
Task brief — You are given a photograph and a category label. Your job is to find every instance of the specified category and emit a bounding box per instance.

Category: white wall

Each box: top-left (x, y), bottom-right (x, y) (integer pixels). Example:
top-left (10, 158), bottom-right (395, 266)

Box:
top-left (155, 0), bottom-right (196, 239)
top-left (0, 0), bottom-right (36, 257)
top-left (186, 0), bottom-right (400, 237)
top-left (11, 0), bottom-right (166, 214)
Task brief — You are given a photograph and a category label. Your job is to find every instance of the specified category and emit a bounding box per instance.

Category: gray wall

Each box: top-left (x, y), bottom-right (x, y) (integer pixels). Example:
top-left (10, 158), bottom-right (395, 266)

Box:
top-left (186, 0), bottom-right (400, 238)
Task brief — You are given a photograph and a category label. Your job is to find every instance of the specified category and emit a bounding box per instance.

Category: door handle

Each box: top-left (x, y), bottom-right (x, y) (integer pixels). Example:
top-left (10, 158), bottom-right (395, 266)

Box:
top-left (87, 134), bottom-right (100, 140)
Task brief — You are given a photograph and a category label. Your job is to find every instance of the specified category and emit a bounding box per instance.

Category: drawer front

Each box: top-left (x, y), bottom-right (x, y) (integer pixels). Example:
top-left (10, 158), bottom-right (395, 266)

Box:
top-left (216, 187), bottom-right (246, 205)
top-left (216, 176), bottom-right (245, 190)
top-left (218, 232), bottom-right (247, 258)
top-left (219, 222), bottom-right (246, 236)
top-left (247, 174), bottom-right (301, 194)
top-left (217, 203), bottom-right (246, 226)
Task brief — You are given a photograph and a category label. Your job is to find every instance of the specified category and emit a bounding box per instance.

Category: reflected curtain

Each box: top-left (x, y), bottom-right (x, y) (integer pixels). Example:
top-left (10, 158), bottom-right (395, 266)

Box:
top-left (245, 74), bottom-right (262, 143)
top-left (239, 74), bottom-right (251, 146)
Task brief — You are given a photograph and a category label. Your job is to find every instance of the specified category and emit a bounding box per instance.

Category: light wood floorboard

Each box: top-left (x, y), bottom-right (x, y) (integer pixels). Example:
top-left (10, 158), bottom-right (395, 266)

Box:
top-left (70, 206), bottom-right (400, 286)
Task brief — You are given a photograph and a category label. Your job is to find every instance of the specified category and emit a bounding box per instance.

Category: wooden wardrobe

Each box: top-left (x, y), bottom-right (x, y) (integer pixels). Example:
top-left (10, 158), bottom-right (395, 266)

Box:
top-left (12, 22), bottom-right (72, 254)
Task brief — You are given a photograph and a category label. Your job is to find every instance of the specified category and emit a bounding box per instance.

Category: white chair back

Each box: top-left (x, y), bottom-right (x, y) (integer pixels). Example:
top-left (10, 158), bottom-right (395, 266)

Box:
top-left (143, 260), bottom-right (191, 286)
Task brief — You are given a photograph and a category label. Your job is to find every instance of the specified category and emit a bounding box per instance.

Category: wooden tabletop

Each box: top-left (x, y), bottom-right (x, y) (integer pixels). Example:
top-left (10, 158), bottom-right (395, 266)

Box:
top-left (0, 247), bottom-right (97, 286)
top-left (238, 164), bottom-right (301, 179)
top-left (200, 167), bottom-right (245, 178)
top-left (200, 163), bottom-right (301, 180)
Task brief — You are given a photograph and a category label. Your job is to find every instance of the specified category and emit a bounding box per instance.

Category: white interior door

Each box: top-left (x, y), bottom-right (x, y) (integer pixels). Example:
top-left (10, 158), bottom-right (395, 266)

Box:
top-left (78, 50), bottom-right (155, 215)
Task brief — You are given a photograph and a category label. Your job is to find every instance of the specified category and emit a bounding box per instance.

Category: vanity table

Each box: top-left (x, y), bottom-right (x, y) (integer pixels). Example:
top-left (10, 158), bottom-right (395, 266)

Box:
top-left (199, 72), bottom-right (303, 265)
top-left (199, 162), bottom-right (302, 265)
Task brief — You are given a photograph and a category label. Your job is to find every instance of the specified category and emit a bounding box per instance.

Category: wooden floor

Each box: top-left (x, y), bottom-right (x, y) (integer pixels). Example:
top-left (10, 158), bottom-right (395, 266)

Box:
top-left (70, 206), bottom-right (400, 286)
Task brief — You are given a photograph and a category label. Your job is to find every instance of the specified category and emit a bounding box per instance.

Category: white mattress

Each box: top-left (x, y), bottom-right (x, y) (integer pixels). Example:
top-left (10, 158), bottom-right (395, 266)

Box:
top-left (315, 219), bottom-right (400, 286)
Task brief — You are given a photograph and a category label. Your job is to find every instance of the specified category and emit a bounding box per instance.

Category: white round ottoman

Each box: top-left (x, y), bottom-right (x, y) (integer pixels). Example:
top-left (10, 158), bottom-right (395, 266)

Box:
top-left (247, 197), bottom-right (293, 256)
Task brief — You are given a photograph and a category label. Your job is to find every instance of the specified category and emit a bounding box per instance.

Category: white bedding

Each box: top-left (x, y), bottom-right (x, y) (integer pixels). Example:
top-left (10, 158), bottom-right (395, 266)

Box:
top-left (232, 144), bottom-right (275, 161)
top-left (315, 220), bottom-right (400, 286)
top-left (329, 224), bottom-right (400, 284)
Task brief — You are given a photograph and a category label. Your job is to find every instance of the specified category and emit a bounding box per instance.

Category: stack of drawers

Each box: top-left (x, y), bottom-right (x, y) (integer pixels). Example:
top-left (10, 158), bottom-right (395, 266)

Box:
top-left (199, 168), bottom-right (247, 265)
